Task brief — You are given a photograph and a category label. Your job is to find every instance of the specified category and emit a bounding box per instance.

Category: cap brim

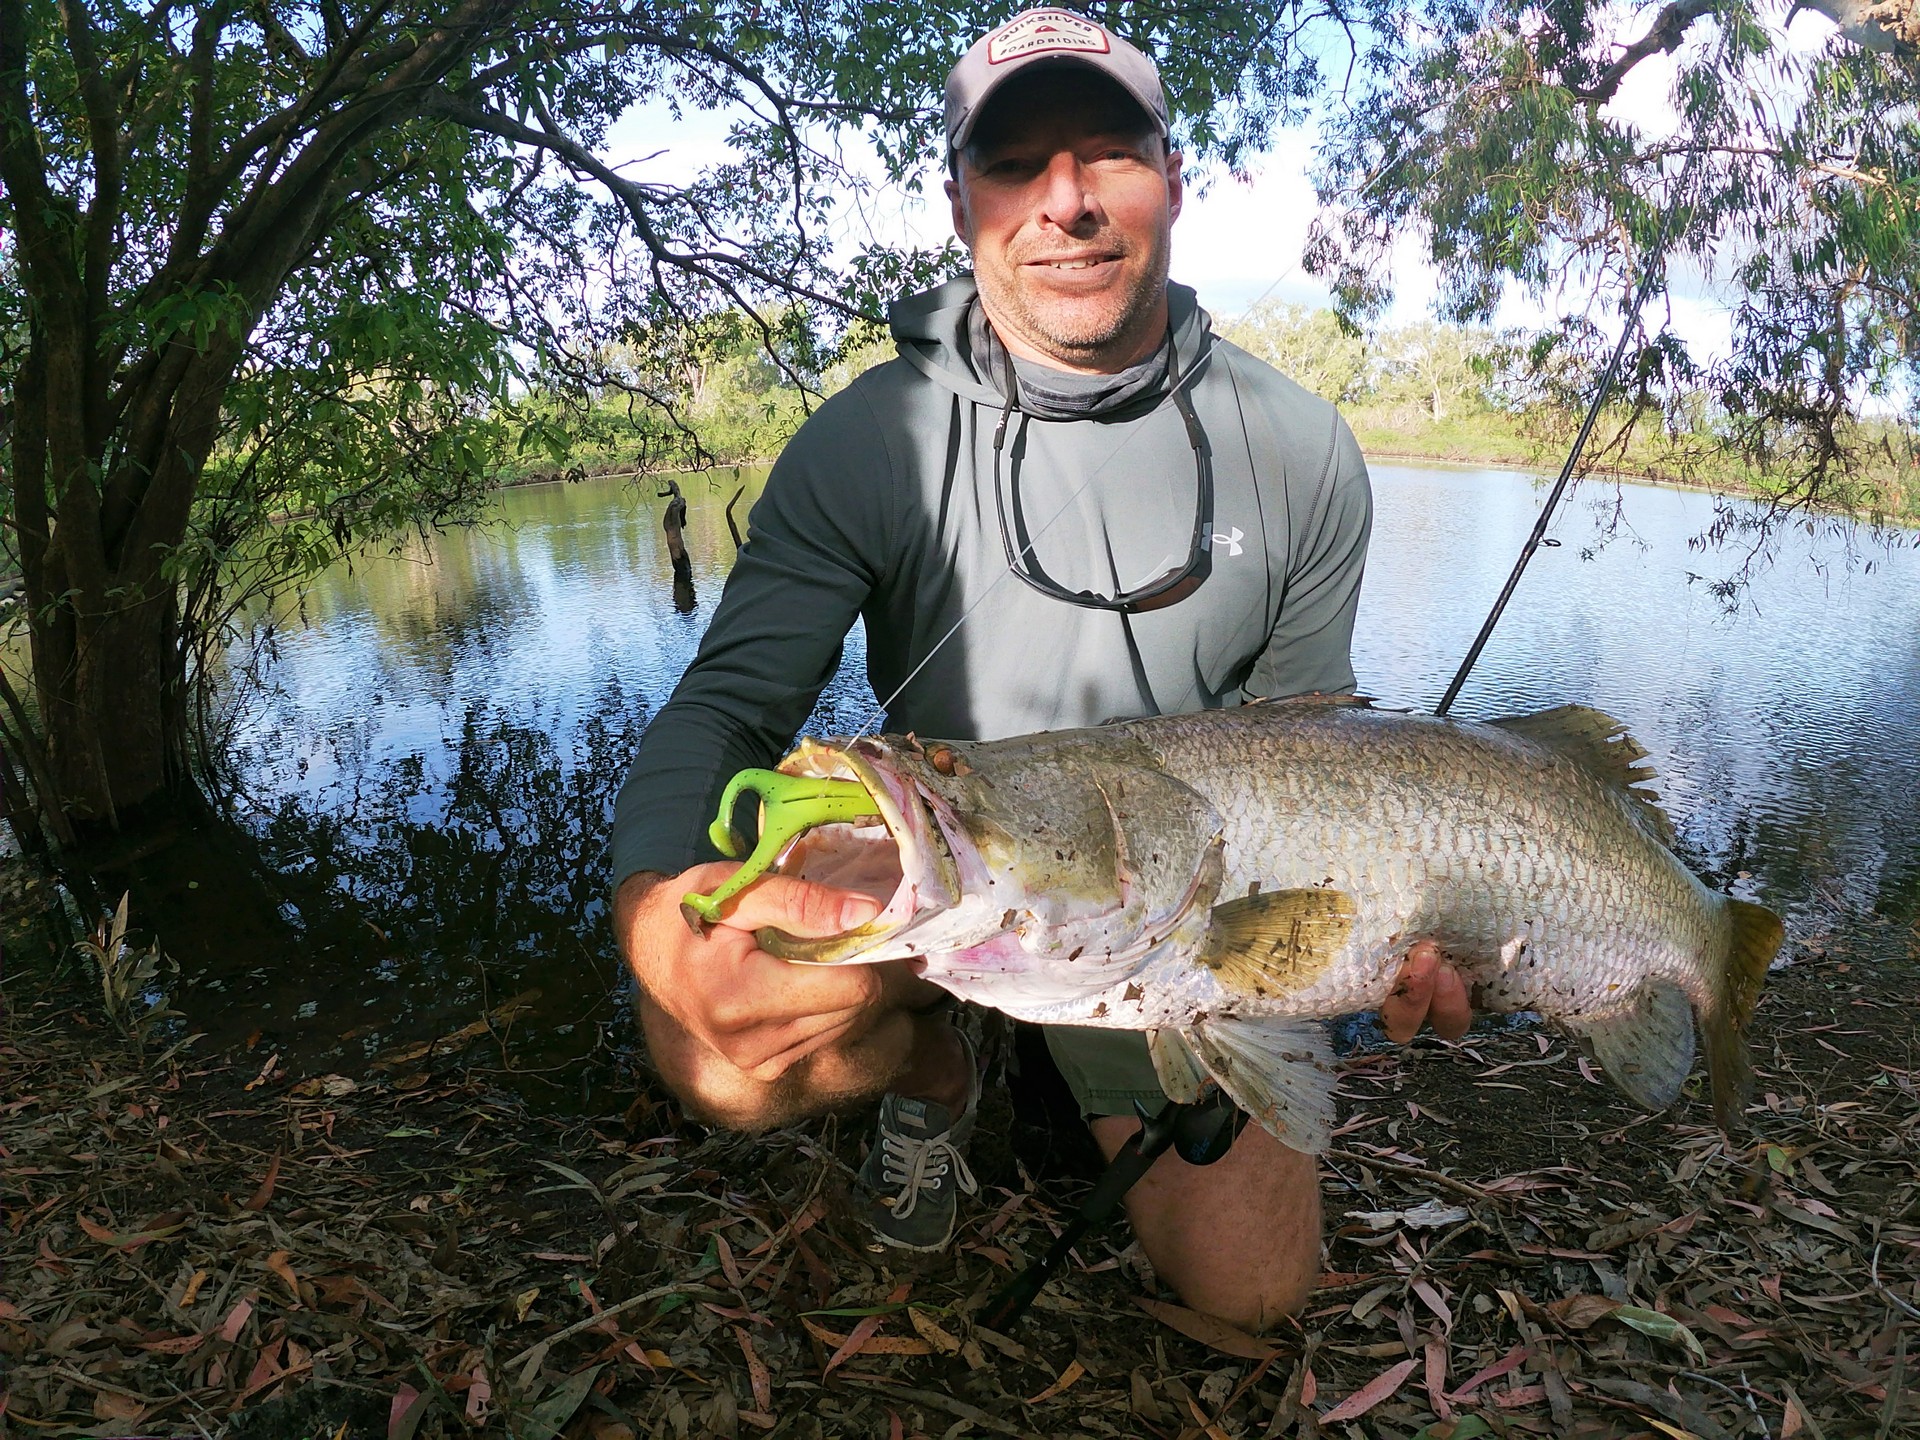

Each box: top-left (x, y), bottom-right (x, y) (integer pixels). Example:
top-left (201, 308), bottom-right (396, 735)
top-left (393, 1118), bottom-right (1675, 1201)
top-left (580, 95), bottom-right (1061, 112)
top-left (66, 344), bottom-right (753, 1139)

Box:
top-left (949, 54), bottom-right (1168, 151)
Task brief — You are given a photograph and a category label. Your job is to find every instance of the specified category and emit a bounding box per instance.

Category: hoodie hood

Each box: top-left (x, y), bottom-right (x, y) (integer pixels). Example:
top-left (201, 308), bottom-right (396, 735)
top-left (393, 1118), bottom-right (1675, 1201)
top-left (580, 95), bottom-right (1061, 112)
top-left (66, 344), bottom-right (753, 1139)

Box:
top-left (889, 274), bottom-right (1217, 417)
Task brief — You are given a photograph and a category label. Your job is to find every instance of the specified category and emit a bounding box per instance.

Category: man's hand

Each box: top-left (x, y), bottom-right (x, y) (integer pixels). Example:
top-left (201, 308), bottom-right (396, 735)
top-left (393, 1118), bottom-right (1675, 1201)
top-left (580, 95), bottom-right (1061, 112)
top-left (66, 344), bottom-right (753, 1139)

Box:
top-left (1379, 940), bottom-right (1472, 1043)
top-left (616, 865), bottom-right (886, 1083)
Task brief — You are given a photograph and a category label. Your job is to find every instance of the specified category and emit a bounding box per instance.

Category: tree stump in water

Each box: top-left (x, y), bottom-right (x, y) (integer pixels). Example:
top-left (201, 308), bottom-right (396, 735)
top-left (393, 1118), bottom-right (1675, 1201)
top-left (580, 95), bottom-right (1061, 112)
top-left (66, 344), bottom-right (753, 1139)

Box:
top-left (658, 479), bottom-right (695, 611)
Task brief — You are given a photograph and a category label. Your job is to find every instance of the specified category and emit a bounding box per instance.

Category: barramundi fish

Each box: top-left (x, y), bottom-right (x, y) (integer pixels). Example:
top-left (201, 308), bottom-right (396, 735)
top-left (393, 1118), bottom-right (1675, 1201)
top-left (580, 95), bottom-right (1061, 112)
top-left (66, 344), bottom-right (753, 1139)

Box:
top-left (717, 696), bottom-right (1783, 1152)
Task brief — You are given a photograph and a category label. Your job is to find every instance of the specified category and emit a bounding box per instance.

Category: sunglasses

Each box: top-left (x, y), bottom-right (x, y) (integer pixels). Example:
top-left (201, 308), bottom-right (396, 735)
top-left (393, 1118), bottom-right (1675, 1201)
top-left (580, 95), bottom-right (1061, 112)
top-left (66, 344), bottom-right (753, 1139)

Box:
top-left (989, 334), bottom-right (1212, 614)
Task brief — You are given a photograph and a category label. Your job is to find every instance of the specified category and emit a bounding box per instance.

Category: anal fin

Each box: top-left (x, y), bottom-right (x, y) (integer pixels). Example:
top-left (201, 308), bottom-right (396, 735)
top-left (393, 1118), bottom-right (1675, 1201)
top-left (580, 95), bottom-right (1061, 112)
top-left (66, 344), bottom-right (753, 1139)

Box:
top-left (1186, 1016), bottom-right (1338, 1154)
top-left (1572, 979), bottom-right (1697, 1112)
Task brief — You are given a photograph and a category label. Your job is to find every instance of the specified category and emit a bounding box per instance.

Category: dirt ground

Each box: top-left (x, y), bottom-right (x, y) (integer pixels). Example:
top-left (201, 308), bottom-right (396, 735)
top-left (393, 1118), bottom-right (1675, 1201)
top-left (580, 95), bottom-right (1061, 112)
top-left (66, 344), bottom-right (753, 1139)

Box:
top-left (2, 861), bottom-right (1915, 1440)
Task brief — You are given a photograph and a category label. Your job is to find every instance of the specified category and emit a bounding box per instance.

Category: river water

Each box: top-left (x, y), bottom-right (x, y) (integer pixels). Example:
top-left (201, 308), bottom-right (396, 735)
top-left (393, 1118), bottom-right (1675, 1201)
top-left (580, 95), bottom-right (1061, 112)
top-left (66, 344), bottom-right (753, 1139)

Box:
top-left (137, 462), bottom-right (1920, 1100)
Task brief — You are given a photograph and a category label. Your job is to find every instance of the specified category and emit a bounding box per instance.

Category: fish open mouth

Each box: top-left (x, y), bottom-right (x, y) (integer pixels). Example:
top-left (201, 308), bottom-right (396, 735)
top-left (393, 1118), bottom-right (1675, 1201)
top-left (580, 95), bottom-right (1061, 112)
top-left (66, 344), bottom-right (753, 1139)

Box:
top-left (755, 740), bottom-right (961, 964)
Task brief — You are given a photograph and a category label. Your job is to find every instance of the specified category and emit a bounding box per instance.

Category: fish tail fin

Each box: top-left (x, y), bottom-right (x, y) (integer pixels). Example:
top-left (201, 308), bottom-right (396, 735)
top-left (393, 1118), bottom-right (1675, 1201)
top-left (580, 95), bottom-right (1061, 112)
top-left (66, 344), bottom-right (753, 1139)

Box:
top-left (1705, 898), bottom-right (1784, 1132)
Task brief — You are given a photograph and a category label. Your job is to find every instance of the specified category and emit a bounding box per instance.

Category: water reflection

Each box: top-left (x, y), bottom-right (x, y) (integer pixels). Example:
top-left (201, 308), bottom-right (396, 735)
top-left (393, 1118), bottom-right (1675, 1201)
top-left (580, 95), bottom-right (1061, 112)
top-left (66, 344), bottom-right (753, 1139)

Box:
top-left (146, 463), bottom-right (1920, 1094)
top-left (1354, 465), bottom-right (1920, 931)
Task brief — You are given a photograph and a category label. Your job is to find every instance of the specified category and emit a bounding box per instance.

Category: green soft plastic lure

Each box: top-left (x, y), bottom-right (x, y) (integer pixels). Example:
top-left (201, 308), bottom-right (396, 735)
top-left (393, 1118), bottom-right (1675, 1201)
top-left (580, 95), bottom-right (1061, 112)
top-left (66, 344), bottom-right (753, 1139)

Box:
top-left (679, 769), bottom-right (878, 926)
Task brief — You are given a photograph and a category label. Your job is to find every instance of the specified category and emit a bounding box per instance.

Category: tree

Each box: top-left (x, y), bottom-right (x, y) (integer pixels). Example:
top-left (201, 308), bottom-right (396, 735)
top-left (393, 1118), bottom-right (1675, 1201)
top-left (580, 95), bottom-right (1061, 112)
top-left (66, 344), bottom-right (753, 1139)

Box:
top-left (0, 0), bottom-right (1357, 841)
top-left (1305, 1), bottom-right (1919, 519)
top-left (1372, 322), bottom-right (1509, 423)
top-left (1227, 303), bottom-right (1371, 405)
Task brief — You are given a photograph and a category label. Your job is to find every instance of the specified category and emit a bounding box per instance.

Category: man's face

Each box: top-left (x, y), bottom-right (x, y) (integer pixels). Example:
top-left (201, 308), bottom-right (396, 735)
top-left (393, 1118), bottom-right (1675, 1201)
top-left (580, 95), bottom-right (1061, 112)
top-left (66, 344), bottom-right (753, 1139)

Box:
top-left (947, 69), bottom-right (1183, 373)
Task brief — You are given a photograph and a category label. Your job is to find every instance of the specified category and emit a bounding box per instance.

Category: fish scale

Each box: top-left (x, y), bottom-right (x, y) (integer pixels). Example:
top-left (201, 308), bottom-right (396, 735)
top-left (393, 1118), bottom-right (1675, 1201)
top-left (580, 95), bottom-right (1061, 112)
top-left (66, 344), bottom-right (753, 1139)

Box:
top-left (753, 695), bottom-right (1782, 1147)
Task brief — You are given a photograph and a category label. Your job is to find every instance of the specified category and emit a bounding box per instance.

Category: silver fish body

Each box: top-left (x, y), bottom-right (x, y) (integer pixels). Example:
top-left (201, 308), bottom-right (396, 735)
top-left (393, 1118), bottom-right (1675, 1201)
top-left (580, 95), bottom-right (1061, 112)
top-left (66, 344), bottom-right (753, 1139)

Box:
top-left (753, 697), bottom-right (1782, 1149)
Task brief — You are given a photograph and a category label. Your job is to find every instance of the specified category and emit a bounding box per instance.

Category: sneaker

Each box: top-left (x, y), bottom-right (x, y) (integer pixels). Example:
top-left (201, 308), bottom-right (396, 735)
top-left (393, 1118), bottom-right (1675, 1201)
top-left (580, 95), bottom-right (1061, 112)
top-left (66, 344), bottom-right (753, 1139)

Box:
top-left (857, 1046), bottom-right (981, 1253)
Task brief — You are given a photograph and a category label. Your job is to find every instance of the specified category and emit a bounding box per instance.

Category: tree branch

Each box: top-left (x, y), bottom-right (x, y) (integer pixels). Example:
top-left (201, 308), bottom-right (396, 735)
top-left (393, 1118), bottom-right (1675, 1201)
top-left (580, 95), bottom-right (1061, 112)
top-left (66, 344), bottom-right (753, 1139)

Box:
top-left (431, 94), bottom-right (878, 323)
top-left (1564, 0), bottom-right (1719, 103)
top-left (60, 0), bottom-right (127, 443)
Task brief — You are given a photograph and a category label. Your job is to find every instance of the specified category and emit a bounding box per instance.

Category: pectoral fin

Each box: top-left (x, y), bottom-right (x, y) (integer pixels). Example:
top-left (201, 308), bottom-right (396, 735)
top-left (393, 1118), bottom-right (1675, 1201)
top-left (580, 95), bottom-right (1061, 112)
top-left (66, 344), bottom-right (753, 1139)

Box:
top-left (1570, 980), bottom-right (1697, 1112)
top-left (1200, 889), bottom-right (1356, 998)
top-left (1186, 1017), bottom-right (1339, 1153)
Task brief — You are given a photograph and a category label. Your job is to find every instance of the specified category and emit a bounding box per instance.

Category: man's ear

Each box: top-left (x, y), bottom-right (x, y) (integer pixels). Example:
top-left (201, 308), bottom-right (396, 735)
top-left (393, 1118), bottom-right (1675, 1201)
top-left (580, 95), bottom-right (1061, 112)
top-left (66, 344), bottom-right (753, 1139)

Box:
top-left (946, 173), bottom-right (970, 244)
top-left (1165, 148), bottom-right (1185, 224)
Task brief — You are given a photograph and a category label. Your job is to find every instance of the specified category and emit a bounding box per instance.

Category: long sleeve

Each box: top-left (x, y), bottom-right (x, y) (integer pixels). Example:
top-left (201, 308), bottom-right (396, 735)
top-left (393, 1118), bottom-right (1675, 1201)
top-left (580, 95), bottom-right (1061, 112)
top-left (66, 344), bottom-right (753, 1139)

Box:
top-left (1240, 411), bottom-right (1372, 701)
top-left (609, 384), bottom-right (902, 887)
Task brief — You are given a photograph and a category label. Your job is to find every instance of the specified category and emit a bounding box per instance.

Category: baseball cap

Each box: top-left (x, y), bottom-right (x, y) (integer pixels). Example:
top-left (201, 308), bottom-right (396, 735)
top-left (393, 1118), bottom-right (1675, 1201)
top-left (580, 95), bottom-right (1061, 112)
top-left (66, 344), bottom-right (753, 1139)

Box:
top-left (944, 8), bottom-right (1170, 154)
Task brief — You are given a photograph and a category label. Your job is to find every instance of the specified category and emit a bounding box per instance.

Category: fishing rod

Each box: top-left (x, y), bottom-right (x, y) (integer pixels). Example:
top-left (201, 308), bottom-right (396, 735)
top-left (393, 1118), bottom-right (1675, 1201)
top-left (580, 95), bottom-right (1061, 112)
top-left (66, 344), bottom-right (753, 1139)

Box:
top-left (1435, 147), bottom-right (1704, 716)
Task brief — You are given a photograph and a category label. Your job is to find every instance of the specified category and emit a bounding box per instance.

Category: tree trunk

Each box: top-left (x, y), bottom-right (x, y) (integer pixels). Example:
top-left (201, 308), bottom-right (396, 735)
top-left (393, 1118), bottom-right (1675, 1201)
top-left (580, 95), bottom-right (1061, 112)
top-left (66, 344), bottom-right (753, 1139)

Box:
top-left (30, 582), bottom-right (186, 828)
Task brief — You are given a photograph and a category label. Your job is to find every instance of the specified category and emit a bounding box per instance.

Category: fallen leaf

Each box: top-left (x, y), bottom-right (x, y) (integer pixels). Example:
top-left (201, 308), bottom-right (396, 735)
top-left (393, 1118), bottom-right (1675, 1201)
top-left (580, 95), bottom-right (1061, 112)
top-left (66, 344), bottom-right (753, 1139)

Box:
top-left (1025, 1359), bottom-right (1086, 1403)
top-left (801, 1316), bottom-right (933, 1360)
top-left (265, 1249), bottom-right (301, 1302)
top-left (1411, 1277), bottom-right (1453, 1330)
top-left (1424, 1334), bottom-right (1452, 1421)
top-left (906, 1306), bottom-right (962, 1354)
top-left (388, 1383), bottom-right (427, 1440)
top-left (91, 1390), bottom-right (145, 1423)
top-left (1133, 1296), bottom-right (1279, 1361)
top-left (1493, 1383), bottom-right (1548, 1409)
top-left (1450, 1344), bottom-right (1529, 1398)
top-left (244, 1151), bottom-right (281, 1211)
top-left (522, 1365), bottom-right (604, 1440)
top-left (1781, 1391), bottom-right (1807, 1438)
top-left (218, 1297), bottom-right (254, 1343)
top-left (1546, 1294), bottom-right (1620, 1329)
top-left (465, 1367), bottom-right (491, 1423)
top-left (1610, 1305), bottom-right (1708, 1362)
top-left (735, 1327), bottom-right (772, 1412)
top-left (1321, 1357), bottom-right (1418, 1423)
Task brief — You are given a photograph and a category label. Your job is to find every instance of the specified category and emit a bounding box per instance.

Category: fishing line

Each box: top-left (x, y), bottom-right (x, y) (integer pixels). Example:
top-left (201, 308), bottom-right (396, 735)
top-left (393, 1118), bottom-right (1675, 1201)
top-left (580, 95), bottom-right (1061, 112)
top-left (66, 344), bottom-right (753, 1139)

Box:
top-left (1434, 145), bottom-right (1705, 716)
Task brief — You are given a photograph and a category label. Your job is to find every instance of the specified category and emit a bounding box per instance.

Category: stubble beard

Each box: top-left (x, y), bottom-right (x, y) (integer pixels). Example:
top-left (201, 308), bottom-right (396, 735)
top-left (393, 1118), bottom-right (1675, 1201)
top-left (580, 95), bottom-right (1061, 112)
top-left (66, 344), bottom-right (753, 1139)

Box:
top-left (977, 228), bottom-right (1172, 370)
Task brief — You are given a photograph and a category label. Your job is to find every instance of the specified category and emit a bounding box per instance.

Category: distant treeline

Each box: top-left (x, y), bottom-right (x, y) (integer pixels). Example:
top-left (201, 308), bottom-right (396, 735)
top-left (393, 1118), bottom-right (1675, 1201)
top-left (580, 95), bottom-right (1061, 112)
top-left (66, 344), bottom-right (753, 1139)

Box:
top-left (503, 303), bottom-right (1917, 523)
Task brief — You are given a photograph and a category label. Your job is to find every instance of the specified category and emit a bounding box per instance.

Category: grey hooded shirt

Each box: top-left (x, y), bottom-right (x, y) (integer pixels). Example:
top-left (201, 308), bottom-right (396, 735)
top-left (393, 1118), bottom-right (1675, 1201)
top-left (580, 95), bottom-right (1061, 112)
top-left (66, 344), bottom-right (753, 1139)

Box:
top-left (610, 276), bottom-right (1371, 886)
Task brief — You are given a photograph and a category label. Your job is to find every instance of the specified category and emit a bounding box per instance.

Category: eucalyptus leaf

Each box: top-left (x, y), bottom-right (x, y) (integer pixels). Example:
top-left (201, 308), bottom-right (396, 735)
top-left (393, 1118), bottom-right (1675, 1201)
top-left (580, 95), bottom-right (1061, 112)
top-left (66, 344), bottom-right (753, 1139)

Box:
top-left (1611, 1305), bottom-right (1709, 1362)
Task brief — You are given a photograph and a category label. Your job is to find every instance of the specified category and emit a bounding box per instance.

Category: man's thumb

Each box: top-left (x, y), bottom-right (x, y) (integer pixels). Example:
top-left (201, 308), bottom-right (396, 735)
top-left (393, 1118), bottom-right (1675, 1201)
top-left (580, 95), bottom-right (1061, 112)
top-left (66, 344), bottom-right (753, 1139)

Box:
top-left (716, 874), bottom-right (881, 939)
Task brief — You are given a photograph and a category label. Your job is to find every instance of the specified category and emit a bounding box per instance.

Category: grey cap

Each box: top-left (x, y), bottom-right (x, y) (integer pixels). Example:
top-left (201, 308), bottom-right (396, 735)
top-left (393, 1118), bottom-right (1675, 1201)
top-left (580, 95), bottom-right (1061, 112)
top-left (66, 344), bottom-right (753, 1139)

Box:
top-left (944, 8), bottom-right (1169, 153)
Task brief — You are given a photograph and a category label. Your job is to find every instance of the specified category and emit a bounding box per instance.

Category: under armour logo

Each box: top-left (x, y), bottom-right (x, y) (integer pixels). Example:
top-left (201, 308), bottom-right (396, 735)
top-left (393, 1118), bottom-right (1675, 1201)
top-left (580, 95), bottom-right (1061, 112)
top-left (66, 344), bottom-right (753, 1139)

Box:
top-left (1210, 526), bottom-right (1244, 557)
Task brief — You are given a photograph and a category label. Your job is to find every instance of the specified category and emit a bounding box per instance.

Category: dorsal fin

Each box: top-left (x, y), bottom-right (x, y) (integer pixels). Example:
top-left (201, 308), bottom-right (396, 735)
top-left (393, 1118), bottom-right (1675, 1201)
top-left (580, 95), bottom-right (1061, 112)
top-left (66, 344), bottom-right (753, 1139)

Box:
top-left (1487, 705), bottom-right (1674, 845)
top-left (1249, 691), bottom-right (1376, 709)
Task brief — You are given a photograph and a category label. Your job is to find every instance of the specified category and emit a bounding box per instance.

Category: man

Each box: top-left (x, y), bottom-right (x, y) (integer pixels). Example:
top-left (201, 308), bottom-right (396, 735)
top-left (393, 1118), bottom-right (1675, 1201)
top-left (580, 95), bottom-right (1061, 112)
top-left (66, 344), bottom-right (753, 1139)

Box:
top-left (612, 8), bottom-right (1468, 1331)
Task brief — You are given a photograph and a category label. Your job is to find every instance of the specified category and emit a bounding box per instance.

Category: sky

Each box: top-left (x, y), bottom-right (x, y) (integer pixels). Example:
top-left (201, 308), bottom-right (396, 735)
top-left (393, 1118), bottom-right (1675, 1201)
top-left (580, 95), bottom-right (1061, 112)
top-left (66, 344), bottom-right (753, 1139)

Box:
top-left (597, 4), bottom-right (1845, 365)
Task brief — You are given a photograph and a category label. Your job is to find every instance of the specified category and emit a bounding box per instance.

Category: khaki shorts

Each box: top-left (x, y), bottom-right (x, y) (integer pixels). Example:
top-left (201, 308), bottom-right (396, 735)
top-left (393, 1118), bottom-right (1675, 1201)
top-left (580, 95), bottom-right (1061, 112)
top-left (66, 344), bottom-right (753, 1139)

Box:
top-left (1042, 1024), bottom-right (1168, 1119)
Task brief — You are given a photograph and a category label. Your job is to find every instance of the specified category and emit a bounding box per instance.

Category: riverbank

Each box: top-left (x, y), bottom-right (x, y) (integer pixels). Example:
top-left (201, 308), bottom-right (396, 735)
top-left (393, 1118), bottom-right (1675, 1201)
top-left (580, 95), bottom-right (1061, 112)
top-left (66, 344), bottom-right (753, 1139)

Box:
top-left (5, 857), bottom-right (1914, 1439)
top-left (491, 416), bottom-right (1919, 533)
top-left (1348, 410), bottom-right (1920, 524)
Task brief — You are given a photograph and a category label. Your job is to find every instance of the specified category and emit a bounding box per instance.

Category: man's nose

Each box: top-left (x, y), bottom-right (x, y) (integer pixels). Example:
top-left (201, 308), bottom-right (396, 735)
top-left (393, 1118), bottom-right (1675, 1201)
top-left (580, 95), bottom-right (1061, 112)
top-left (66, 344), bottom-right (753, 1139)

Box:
top-left (1033, 151), bottom-right (1101, 231)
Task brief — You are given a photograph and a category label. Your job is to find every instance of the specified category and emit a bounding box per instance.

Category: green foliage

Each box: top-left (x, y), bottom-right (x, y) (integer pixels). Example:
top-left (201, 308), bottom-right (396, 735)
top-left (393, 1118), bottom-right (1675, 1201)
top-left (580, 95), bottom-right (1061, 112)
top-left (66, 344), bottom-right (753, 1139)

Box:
top-left (74, 892), bottom-right (179, 1057)
top-left (1231, 301), bottom-right (1917, 520)
top-left (3, 0), bottom-right (1359, 825)
top-left (1304, 2), bottom-right (1920, 516)
top-left (1232, 302), bottom-right (1515, 421)
top-left (497, 315), bottom-right (899, 480)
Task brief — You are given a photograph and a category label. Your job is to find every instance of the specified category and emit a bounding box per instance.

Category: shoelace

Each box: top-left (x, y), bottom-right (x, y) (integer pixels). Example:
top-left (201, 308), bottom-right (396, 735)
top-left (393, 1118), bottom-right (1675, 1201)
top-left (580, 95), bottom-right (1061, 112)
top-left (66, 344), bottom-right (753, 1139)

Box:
top-left (879, 1127), bottom-right (979, 1220)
